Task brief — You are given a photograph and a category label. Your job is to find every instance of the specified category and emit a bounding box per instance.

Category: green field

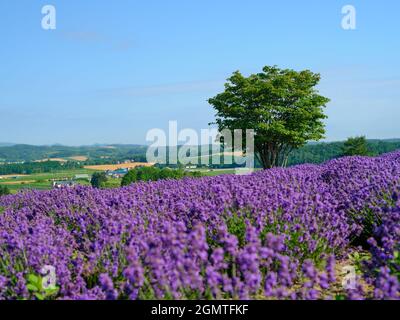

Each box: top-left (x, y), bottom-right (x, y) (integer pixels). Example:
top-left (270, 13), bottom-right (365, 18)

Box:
top-left (0, 169), bottom-right (97, 193)
top-left (0, 167), bottom-right (248, 194)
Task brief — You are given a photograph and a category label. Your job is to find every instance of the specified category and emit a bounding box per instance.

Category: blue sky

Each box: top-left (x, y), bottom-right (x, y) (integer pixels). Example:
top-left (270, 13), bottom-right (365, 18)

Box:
top-left (0, 0), bottom-right (399, 145)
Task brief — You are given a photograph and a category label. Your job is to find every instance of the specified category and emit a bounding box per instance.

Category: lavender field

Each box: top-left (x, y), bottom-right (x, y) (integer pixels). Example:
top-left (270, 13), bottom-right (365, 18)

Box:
top-left (0, 152), bottom-right (399, 300)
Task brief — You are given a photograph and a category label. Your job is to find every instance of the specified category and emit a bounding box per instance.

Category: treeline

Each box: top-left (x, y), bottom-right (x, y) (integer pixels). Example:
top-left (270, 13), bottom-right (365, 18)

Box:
top-left (287, 139), bottom-right (400, 166)
top-left (121, 166), bottom-right (202, 186)
top-left (0, 144), bottom-right (148, 162)
top-left (165, 139), bottom-right (400, 168)
top-left (0, 161), bottom-right (82, 175)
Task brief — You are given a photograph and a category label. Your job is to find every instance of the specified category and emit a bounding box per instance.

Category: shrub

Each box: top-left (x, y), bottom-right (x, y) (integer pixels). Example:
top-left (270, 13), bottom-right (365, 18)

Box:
top-left (90, 172), bottom-right (108, 188)
top-left (0, 185), bottom-right (10, 196)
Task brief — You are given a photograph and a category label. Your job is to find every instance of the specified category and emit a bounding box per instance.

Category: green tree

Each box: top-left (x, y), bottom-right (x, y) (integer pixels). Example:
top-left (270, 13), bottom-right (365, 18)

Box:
top-left (0, 185), bottom-right (10, 196)
top-left (121, 166), bottom-right (158, 186)
top-left (159, 167), bottom-right (182, 180)
top-left (342, 136), bottom-right (371, 156)
top-left (121, 166), bottom-right (202, 187)
top-left (208, 65), bottom-right (330, 169)
top-left (90, 172), bottom-right (108, 188)
top-left (121, 169), bottom-right (138, 186)
top-left (137, 166), bottom-right (161, 181)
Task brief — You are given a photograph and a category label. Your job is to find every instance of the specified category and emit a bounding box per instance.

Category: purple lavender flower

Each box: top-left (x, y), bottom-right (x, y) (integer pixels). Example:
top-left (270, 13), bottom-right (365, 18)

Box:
top-left (0, 151), bottom-right (399, 299)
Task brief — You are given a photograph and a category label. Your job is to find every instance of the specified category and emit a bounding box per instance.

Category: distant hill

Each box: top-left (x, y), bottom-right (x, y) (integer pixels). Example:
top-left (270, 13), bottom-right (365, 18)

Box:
top-left (380, 138), bottom-right (400, 143)
top-left (0, 143), bottom-right (15, 147)
top-left (0, 144), bottom-right (148, 163)
top-left (287, 139), bottom-right (400, 166)
top-left (0, 139), bottom-right (399, 166)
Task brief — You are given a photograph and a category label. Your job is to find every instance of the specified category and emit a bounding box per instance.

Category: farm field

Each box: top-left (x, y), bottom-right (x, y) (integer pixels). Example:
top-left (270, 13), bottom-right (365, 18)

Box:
top-left (0, 169), bottom-right (97, 193)
top-left (2, 0), bottom-right (399, 309)
top-left (0, 174), bottom-right (28, 179)
top-left (83, 162), bottom-right (154, 171)
top-left (34, 158), bottom-right (68, 163)
top-left (0, 165), bottom-right (234, 193)
top-left (0, 151), bottom-right (398, 300)
top-left (68, 156), bottom-right (88, 161)
top-left (33, 156), bottom-right (89, 162)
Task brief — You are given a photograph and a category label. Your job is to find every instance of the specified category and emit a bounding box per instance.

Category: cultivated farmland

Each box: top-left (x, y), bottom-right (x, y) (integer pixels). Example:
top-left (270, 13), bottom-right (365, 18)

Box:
top-left (83, 162), bottom-right (155, 171)
top-left (0, 152), bottom-right (398, 300)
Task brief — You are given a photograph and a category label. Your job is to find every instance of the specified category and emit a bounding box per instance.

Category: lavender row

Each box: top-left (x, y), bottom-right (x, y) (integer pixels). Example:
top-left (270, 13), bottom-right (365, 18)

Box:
top-left (0, 151), bottom-right (399, 299)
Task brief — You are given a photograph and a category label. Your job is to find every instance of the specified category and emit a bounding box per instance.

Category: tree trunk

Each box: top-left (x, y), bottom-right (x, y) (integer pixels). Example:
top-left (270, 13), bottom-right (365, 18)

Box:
top-left (256, 142), bottom-right (277, 169)
top-left (256, 143), bottom-right (293, 169)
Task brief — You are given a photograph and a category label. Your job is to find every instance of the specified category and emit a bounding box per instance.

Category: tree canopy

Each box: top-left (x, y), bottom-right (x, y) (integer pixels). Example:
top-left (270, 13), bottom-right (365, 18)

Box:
top-left (208, 66), bottom-right (330, 169)
top-left (341, 136), bottom-right (371, 156)
top-left (90, 172), bottom-right (108, 188)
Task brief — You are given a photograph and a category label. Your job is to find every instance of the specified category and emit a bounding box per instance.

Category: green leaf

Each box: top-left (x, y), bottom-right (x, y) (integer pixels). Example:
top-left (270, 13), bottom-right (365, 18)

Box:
top-left (26, 284), bottom-right (38, 292)
top-left (27, 274), bottom-right (39, 285)
top-left (45, 287), bottom-right (59, 296)
top-left (34, 293), bottom-right (45, 300)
